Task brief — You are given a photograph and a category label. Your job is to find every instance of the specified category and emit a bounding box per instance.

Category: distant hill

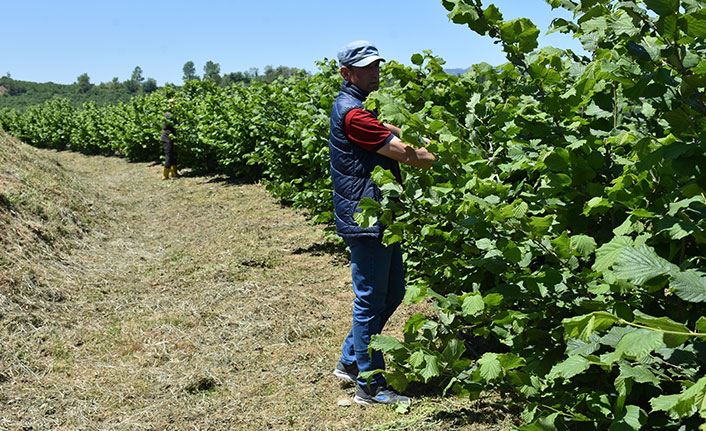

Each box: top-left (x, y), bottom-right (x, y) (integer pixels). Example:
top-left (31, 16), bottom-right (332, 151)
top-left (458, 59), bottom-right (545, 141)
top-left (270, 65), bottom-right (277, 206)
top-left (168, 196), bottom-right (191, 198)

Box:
top-left (444, 68), bottom-right (471, 76)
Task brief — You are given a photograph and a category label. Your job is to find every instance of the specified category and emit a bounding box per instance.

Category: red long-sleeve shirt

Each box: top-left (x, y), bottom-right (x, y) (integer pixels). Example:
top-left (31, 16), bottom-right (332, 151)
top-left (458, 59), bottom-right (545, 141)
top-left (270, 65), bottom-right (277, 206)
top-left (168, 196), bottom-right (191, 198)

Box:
top-left (344, 109), bottom-right (401, 182)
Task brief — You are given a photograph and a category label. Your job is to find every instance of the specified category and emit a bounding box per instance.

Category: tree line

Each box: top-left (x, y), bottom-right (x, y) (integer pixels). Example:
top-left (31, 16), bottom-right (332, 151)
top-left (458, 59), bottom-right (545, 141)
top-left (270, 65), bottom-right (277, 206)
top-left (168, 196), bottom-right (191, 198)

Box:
top-left (0, 61), bottom-right (308, 110)
top-left (181, 60), bottom-right (307, 85)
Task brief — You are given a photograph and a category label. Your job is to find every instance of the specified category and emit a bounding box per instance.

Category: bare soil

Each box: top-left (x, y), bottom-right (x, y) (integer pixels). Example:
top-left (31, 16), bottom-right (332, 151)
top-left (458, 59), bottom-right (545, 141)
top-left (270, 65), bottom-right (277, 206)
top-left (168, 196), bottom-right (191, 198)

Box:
top-left (0, 134), bottom-right (517, 430)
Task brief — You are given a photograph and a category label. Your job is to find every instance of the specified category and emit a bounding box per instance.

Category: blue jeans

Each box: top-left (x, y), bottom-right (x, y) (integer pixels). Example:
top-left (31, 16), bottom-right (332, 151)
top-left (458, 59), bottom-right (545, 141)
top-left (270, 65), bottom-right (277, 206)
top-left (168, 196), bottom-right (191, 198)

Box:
top-left (339, 236), bottom-right (405, 387)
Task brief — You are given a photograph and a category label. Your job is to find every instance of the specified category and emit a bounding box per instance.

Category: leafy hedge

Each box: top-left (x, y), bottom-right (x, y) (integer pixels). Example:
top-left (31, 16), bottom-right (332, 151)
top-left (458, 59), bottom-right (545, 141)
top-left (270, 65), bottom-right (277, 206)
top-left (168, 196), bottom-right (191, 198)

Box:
top-left (355, 1), bottom-right (706, 429)
top-left (0, 60), bottom-right (340, 225)
top-left (2, 1), bottom-right (706, 429)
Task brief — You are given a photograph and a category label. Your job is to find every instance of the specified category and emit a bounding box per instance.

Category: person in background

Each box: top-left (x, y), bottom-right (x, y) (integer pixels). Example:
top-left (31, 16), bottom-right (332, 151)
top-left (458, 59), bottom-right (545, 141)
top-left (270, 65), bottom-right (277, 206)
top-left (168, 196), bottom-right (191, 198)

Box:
top-left (161, 98), bottom-right (179, 179)
top-left (329, 40), bottom-right (436, 405)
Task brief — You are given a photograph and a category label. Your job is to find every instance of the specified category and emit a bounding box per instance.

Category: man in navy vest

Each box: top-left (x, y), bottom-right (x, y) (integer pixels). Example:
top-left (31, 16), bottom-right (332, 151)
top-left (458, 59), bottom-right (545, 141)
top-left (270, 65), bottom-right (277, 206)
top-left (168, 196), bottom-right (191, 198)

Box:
top-left (329, 40), bottom-right (436, 405)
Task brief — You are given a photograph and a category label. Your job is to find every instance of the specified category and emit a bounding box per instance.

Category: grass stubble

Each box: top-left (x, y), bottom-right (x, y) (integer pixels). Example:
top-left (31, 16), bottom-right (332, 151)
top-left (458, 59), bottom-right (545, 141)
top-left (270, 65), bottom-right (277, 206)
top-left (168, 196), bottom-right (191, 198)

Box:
top-left (0, 131), bottom-right (516, 430)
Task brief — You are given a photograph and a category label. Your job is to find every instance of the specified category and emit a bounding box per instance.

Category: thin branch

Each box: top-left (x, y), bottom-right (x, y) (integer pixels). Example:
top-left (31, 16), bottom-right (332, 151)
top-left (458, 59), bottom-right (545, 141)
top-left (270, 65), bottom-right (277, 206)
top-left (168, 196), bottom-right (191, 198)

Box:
top-left (617, 318), bottom-right (706, 338)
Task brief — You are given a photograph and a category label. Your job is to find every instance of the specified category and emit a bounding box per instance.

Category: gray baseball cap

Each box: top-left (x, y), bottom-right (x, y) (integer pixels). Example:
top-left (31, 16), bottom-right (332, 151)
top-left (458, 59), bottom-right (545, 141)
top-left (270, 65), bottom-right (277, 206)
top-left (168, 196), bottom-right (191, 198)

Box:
top-left (338, 40), bottom-right (386, 67)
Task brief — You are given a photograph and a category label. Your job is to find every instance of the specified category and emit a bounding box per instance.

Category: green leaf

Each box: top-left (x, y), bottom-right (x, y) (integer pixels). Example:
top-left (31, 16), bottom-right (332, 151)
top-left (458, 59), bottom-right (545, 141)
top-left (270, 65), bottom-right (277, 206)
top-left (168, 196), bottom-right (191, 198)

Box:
top-left (618, 362), bottom-right (659, 386)
top-left (664, 109), bottom-right (694, 132)
top-left (563, 312), bottom-right (620, 341)
top-left (609, 405), bottom-right (647, 431)
top-left (585, 102), bottom-right (613, 118)
top-left (630, 208), bottom-right (655, 218)
top-left (380, 181), bottom-right (403, 197)
top-left (660, 12), bottom-right (679, 39)
top-left (551, 231), bottom-right (572, 259)
top-left (377, 103), bottom-right (408, 127)
top-left (548, 355), bottom-right (591, 380)
top-left (613, 217), bottom-right (635, 237)
top-left (530, 215), bottom-right (556, 235)
top-left (544, 148), bottom-right (570, 172)
top-left (501, 242), bottom-right (523, 264)
top-left (633, 310), bottom-right (690, 347)
top-left (616, 328), bottom-right (664, 360)
top-left (616, 362), bottom-right (658, 412)
top-left (584, 197), bottom-right (612, 217)
top-left (498, 353), bottom-right (525, 371)
top-left (403, 313), bottom-right (428, 334)
top-left (641, 101), bottom-right (657, 117)
top-left (476, 238), bottom-right (494, 250)
top-left (384, 369), bottom-right (409, 392)
top-left (483, 293), bottom-right (504, 307)
top-left (499, 18), bottom-right (540, 54)
top-left (512, 200), bottom-right (529, 219)
top-left (369, 335), bottom-right (404, 353)
top-left (359, 369), bottom-right (384, 385)
top-left (462, 294), bottom-right (485, 317)
top-left (354, 197), bottom-right (381, 228)
top-left (644, 0), bottom-right (679, 16)
top-left (581, 16), bottom-right (608, 35)
top-left (408, 350), bottom-right (425, 369)
top-left (593, 236), bottom-right (632, 272)
top-left (626, 40), bottom-right (660, 62)
top-left (483, 4), bottom-right (503, 25)
top-left (671, 270), bottom-right (706, 303)
top-left (395, 401), bottom-right (411, 414)
top-left (650, 376), bottom-right (706, 419)
top-left (668, 196), bottom-right (703, 216)
top-left (443, 0), bottom-right (480, 26)
top-left (610, 12), bottom-right (640, 37)
top-left (656, 216), bottom-right (697, 240)
top-left (371, 166), bottom-right (398, 185)
top-left (601, 326), bottom-right (634, 348)
top-left (613, 245), bottom-right (679, 285)
top-left (419, 353), bottom-right (441, 382)
top-left (571, 234), bottom-right (597, 258)
top-left (441, 337), bottom-right (465, 364)
top-left (519, 411), bottom-right (561, 431)
top-left (683, 11), bottom-right (706, 38)
top-left (478, 353), bottom-right (502, 381)
top-left (587, 392), bottom-right (613, 417)
top-left (696, 317), bottom-right (706, 334)
top-left (497, 203), bottom-right (516, 221)
top-left (566, 336), bottom-right (600, 356)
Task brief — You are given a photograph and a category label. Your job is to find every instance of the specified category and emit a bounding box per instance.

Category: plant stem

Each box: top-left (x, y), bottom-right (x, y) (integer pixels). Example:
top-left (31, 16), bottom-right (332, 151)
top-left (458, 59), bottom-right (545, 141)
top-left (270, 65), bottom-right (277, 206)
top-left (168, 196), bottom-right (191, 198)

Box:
top-left (617, 318), bottom-right (706, 338)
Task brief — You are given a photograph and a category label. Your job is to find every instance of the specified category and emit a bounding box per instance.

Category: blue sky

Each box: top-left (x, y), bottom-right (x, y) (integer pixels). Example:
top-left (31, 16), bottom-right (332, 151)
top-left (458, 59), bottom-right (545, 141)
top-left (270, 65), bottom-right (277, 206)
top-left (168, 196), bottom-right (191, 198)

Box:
top-left (2, 1), bottom-right (582, 85)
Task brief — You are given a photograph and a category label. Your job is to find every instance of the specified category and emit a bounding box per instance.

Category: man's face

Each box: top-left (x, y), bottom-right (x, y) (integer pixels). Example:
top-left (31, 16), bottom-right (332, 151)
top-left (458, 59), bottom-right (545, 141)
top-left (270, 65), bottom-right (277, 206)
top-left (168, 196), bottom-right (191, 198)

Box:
top-left (342, 60), bottom-right (381, 93)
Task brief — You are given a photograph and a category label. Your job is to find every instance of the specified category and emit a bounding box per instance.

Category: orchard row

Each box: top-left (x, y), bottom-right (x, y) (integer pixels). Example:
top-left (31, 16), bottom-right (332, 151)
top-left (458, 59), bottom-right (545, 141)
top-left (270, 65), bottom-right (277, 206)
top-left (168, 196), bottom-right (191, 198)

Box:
top-left (2, 1), bottom-right (706, 429)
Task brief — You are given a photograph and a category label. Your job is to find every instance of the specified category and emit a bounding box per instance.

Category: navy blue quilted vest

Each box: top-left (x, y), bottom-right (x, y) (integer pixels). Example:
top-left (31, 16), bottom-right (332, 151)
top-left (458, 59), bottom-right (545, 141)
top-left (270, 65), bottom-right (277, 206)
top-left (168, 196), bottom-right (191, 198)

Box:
top-left (328, 81), bottom-right (398, 239)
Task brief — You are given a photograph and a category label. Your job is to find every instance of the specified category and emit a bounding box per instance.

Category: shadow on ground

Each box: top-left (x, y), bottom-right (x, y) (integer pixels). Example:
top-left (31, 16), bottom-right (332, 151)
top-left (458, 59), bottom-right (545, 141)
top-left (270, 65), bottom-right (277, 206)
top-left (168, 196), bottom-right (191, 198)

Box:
top-left (433, 400), bottom-right (522, 429)
top-left (293, 240), bottom-right (348, 260)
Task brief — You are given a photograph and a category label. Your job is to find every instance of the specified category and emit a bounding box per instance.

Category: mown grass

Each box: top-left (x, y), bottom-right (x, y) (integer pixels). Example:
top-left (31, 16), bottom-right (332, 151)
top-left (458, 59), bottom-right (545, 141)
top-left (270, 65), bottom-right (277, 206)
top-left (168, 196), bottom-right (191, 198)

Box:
top-left (0, 131), bottom-right (518, 430)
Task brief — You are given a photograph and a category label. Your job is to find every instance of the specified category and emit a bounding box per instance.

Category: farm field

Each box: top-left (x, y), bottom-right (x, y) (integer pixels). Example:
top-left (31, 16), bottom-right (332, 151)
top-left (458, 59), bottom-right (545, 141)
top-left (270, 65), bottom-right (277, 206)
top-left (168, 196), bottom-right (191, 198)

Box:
top-left (2, 2), bottom-right (706, 428)
top-left (0, 133), bottom-right (515, 430)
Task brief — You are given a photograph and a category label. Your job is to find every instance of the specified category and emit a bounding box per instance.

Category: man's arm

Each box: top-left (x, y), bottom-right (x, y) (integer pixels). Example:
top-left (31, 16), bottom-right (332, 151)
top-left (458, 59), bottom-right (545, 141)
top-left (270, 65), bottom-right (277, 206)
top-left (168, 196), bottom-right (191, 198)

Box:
top-left (383, 123), bottom-right (401, 138)
top-left (345, 110), bottom-right (436, 169)
top-left (376, 135), bottom-right (436, 170)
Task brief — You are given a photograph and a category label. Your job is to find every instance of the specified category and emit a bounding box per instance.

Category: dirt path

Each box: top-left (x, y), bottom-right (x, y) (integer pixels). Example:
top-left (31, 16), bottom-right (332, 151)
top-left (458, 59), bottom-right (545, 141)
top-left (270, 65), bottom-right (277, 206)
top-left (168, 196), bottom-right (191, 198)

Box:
top-left (1, 149), bottom-right (514, 431)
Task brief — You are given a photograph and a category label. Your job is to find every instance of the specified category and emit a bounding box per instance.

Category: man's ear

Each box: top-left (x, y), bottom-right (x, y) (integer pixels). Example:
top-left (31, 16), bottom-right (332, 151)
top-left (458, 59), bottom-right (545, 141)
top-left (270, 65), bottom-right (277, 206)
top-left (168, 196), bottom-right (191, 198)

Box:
top-left (340, 66), bottom-right (351, 81)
